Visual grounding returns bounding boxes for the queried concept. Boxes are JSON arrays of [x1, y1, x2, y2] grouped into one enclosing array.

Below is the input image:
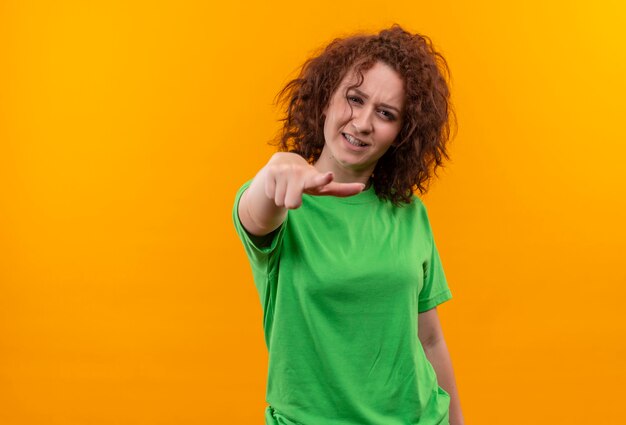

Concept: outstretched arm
[[418, 307, 465, 425]]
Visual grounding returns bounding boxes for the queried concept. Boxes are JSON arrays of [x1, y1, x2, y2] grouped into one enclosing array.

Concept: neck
[[313, 153, 374, 187]]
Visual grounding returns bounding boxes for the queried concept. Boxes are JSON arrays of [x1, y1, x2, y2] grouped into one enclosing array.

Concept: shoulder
[[409, 193, 426, 209], [388, 192, 427, 216], [384, 193, 434, 235]]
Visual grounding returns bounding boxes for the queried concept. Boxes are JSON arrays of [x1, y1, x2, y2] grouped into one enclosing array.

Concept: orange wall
[[1, 1, 624, 424]]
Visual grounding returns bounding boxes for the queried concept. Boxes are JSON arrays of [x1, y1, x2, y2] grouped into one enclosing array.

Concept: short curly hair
[[273, 24, 456, 205]]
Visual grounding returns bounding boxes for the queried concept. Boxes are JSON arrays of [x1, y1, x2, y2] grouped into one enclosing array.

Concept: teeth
[[344, 133, 366, 147]]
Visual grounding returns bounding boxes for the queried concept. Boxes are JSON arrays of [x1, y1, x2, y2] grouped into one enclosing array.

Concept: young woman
[[232, 25, 464, 425]]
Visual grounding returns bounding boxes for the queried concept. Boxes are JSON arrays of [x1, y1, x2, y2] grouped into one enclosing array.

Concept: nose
[[351, 109, 374, 135]]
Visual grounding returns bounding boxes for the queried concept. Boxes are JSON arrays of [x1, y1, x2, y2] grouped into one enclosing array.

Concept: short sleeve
[[232, 180, 287, 275], [418, 214, 453, 313]]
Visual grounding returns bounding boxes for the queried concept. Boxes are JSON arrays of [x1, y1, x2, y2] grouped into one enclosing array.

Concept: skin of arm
[[418, 307, 465, 425], [238, 165, 288, 237]]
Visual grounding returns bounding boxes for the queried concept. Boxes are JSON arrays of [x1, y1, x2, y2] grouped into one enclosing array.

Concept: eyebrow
[[350, 88, 402, 114]]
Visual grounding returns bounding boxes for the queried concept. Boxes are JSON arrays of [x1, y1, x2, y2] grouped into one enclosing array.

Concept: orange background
[[1, 1, 625, 424]]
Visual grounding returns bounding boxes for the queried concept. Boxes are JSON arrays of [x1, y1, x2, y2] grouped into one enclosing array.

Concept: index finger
[[310, 181, 366, 197]]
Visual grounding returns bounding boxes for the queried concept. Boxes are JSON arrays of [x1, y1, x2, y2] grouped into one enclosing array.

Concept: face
[[318, 61, 405, 178]]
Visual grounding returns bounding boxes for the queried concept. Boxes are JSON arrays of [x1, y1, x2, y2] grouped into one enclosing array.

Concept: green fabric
[[233, 180, 453, 425]]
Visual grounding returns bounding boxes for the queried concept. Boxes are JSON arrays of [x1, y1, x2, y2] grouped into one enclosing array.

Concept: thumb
[[305, 171, 334, 190]]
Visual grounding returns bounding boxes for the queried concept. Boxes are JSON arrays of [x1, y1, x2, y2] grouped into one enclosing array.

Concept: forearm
[[239, 165, 288, 237], [423, 338, 465, 425]]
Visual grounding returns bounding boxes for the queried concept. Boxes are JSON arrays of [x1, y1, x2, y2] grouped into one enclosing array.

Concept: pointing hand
[[264, 153, 365, 209]]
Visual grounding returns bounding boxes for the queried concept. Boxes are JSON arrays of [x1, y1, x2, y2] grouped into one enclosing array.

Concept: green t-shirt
[[233, 180, 453, 425]]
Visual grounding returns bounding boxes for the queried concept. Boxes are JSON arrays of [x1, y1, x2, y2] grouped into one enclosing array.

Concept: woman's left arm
[[418, 307, 465, 425]]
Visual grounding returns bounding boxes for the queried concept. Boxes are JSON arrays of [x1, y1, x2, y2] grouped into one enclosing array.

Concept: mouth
[[342, 133, 368, 147]]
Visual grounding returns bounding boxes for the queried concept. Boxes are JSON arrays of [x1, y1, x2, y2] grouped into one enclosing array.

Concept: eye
[[379, 110, 397, 121], [347, 95, 363, 104]]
